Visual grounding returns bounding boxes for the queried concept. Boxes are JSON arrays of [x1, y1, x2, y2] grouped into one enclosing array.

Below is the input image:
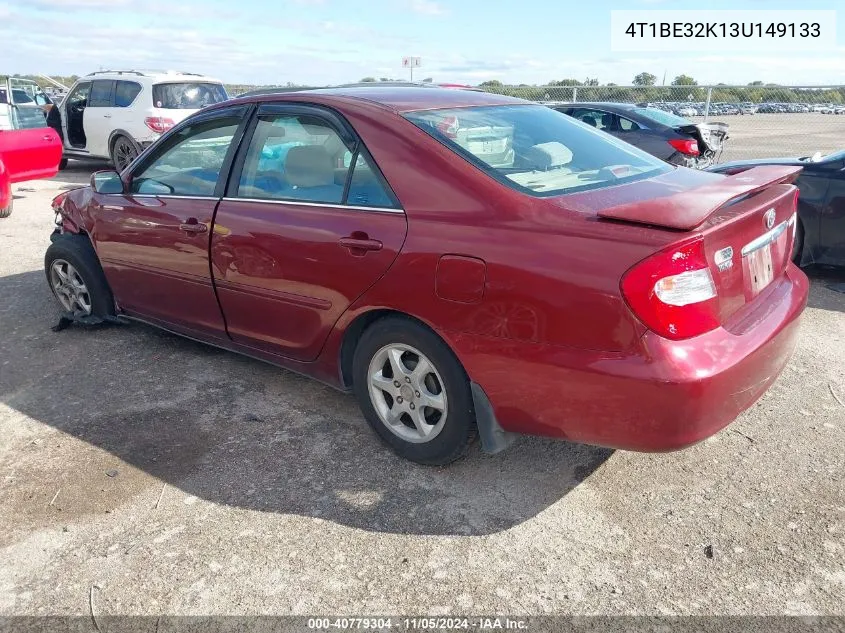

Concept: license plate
[[746, 243, 774, 296]]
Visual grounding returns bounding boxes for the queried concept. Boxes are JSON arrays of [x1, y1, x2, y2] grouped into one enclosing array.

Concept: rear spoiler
[[597, 165, 802, 231]]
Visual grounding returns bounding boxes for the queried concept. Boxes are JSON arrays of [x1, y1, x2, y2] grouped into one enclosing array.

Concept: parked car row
[[644, 100, 845, 116], [44, 85, 812, 465]]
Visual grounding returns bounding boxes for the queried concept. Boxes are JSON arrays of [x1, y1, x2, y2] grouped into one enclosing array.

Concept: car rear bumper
[[444, 264, 809, 451]]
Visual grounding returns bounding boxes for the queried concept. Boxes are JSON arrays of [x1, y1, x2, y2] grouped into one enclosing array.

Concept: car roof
[[82, 70, 221, 83], [227, 86, 528, 114]]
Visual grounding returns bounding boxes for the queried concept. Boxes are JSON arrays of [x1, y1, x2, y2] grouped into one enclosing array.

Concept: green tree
[[422, 77, 433, 83], [633, 72, 657, 86], [583, 77, 599, 86], [360, 77, 376, 82], [748, 80, 764, 86], [671, 74, 697, 86], [549, 79, 582, 86]]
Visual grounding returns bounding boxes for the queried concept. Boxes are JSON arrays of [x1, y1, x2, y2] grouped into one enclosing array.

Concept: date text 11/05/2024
[[307, 618, 529, 630]]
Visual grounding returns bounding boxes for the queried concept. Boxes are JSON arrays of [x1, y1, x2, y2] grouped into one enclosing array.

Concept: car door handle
[[42, 134, 54, 141], [180, 219, 207, 234], [339, 236, 382, 252]]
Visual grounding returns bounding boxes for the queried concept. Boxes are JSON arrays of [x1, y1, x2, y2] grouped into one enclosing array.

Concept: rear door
[[210, 103, 407, 361], [0, 127, 62, 182]]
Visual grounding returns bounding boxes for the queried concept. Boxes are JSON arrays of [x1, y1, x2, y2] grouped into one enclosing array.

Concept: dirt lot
[[0, 168, 844, 619], [690, 113, 845, 162]]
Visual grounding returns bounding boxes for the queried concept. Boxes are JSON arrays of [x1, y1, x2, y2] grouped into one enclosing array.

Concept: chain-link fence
[[480, 84, 845, 162]]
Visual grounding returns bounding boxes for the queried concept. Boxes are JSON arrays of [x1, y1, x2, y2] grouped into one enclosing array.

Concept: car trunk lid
[[601, 165, 801, 326]]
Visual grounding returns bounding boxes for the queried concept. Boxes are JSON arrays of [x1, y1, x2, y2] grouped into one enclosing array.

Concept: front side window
[[131, 115, 241, 197], [66, 82, 91, 108], [237, 114, 351, 204], [405, 105, 669, 197], [89, 80, 114, 107], [152, 83, 228, 109]]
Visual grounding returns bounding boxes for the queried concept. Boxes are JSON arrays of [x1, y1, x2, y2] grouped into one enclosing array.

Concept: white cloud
[[408, 0, 447, 16]]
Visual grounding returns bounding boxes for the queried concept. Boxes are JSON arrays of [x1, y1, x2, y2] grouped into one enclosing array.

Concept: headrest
[[525, 142, 573, 170], [284, 145, 334, 188]]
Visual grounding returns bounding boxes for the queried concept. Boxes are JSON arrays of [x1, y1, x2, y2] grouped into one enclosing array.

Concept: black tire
[[352, 316, 476, 465], [111, 135, 139, 173], [44, 233, 115, 318], [0, 197, 12, 219], [792, 216, 804, 264], [59, 158, 68, 170]]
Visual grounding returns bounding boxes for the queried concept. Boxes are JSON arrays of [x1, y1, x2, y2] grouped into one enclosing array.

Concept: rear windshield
[[152, 82, 228, 109], [630, 107, 691, 127], [405, 105, 670, 197]]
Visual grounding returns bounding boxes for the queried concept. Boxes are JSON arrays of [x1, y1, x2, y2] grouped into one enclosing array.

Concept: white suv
[[49, 70, 228, 171]]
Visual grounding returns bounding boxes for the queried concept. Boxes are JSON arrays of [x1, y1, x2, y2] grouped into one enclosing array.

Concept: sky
[[1, 0, 843, 87]]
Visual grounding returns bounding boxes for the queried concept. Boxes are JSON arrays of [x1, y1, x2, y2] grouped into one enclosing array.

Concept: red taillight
[[51, 192, 68, 212], [436, 115, 459, 139], [144, 117, 175, 134], [621, 238, 720, 340], [668, 138, 700, 156]]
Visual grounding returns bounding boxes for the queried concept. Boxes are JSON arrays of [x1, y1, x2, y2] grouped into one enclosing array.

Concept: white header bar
[[611, 10, 836, 52]]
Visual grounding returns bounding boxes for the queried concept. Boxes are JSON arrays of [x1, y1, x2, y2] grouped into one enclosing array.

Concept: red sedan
[[47, 88, 808, 464], [0, 127, 62, 217]]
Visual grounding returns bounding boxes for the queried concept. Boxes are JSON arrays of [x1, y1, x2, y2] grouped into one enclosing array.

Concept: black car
[[708, 150, 845, 266], [552, 102, 729, 169]]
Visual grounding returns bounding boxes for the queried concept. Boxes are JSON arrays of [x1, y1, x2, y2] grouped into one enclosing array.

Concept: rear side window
[[405, 105, 669, 197], [237, 114, 350, 204], [89, 80, 114, 107], [630, 107, 690, 127], [152, 83, 228, 109], [115, 81, 142, 107]]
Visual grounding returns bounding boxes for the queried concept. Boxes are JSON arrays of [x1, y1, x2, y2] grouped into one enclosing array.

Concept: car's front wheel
[[45, 234, 115, 318], [352, 317, 476, 465]]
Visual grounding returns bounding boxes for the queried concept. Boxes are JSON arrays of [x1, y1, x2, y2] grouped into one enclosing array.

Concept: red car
[[47, 88, 808, 464], [0, 127, 62, 217]]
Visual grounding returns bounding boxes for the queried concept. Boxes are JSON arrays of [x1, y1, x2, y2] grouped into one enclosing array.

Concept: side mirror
[[91, 170, 125, 194]]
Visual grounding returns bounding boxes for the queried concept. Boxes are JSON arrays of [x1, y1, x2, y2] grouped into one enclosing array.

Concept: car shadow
[[0, 270, 611, 537], [804, 265, 845, 313]]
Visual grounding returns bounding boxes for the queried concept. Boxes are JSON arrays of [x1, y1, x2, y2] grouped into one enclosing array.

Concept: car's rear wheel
[[111, 136, 138, 172], [45, 234, 115, 318], [352, 317, 476, 465], [0, 197, 12, 219]]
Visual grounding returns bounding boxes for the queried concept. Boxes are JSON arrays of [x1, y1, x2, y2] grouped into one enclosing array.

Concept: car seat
[[284, 145, 343, 203]]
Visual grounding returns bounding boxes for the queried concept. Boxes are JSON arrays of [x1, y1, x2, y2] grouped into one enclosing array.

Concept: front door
[[210, 104, 407, 361], [85, 79, 116, 158], [0, 127, 62, 182], [89, 106, 249, 339]]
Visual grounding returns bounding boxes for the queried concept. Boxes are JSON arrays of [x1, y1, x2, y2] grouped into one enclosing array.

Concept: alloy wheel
[[50, 259, 92, 316], [367, 343, 449, 443]]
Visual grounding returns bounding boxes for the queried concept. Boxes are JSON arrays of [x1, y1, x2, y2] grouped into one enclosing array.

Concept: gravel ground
[[0, 168, 843, 619]]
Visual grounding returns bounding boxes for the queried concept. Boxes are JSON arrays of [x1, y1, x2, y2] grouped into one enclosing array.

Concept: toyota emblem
[[764, 208, 776, 230]]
